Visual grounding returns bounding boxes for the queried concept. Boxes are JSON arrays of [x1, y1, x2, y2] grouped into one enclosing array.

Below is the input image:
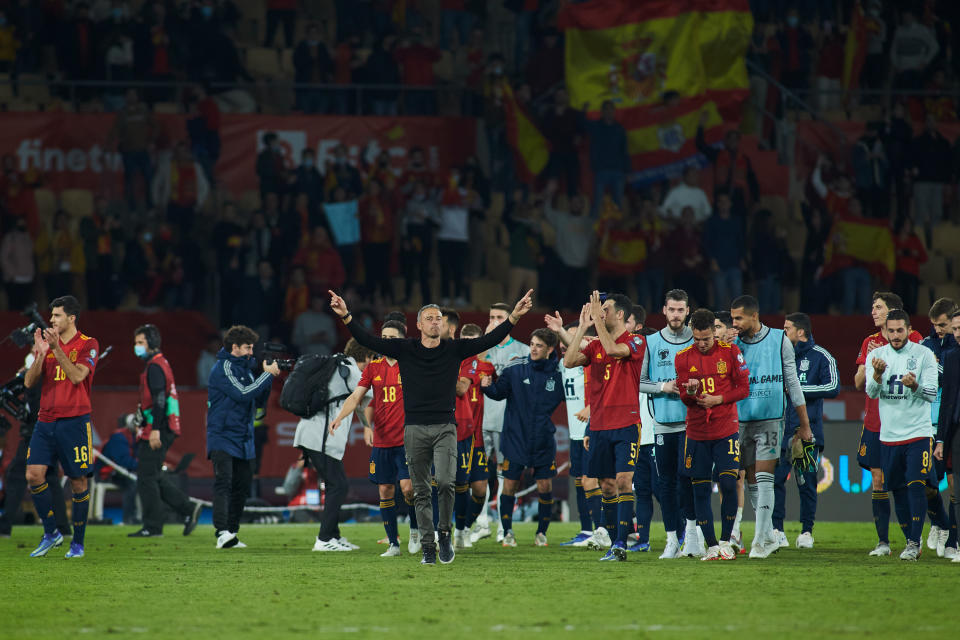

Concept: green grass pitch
[[1, 521, 958, 639]]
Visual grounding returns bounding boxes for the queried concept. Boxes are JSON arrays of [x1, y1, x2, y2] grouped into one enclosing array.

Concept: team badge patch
[[370, 461, 376, 474], [859, 444, 867, 457], [737, 353, 744, 364], [69, 350, 78, 362], [717, 360, 727, 374], [633, 336, 643, 345], [685, 455, 692, 469], [545, 379, 555, 392], [89, 349, 97, 359], [658, 349, 669, 362], [657, 435, 664, 446], [689, 365, 698, 372], [907, 357, 917, 370], [799, 358, 809, 372]]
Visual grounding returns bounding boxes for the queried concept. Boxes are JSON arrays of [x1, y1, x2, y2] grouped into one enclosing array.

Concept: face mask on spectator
[[307, 39, 319, 46], [134, 344, 149, 359], [303, 158, 314, 168], [113, 7, 124, 20], [786, 16, 798, 27], [143, 232, 153, 243], [202, 6, 214, 18]]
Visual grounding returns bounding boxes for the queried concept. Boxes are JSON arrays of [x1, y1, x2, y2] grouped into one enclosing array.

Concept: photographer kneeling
[[207, 325, 280, 549], [0, 354, 69, 537], [128, 324, 202, 538]]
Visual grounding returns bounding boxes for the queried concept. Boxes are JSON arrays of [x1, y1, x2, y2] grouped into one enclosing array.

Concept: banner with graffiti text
[[0, 113, 477, 197]]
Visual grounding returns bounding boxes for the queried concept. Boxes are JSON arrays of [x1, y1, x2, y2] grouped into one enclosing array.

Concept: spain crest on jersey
[[69, 350, 78, 362], [716, 360, 727, 375], [545, 379, 555, 392]]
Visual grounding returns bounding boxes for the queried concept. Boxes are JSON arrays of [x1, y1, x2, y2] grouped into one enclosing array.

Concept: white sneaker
[[233, 540, 247, 549], [868, 542, 891, 556], [952, 549, 960, 562], [926, 525, 940, 551], [408, 529, 422, 554], [215, 530, 237, 549], [496, 522, 505, 543], [312, 537, 351, 552], [454, 530, 473, 549], [659, 539, 681, 559], [502, 531, 517, 547], [702, 542, 736, 561], [748, 539, 779, 559], [470, 521, 491, 543], [899, 540, 922, 561], [936, 528, 949, 557], [944, 545, 958, 560], [681, 528, 705, 558], [775, 529, 789, 548], [535, 533, 548, 547], [338, 537, 359, 550], [380, 544, 401, 557], [795, 532, 814, 549], [587, 527, 611, 550]]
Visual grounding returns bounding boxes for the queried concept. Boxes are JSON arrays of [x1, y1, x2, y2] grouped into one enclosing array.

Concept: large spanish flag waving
[[821, 214, 896, 284], [559, 0, 752, 183], [502, 81, 551, 184]]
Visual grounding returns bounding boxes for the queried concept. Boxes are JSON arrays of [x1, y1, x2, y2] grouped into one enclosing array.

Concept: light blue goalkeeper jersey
[[865, 341, 938, 443]]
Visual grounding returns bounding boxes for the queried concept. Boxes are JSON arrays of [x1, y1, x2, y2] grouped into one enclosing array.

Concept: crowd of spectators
[[1, 1, 960, 361]]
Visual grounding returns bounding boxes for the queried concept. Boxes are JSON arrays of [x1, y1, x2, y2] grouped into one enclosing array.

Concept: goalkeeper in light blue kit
[[865, 309, 940, 561]]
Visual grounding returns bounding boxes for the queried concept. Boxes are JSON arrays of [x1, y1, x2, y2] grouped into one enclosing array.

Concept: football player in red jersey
[[331, 320, 413, 556], [675, 309, 750, 561], [564, 291, 645, 561], [24, 295, 99, 558], [854, 292, 923, 556], [453, 324, 494, 548]]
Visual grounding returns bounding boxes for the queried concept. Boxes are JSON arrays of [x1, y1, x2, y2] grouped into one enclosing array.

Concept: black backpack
[[279, 353, 352, 418]]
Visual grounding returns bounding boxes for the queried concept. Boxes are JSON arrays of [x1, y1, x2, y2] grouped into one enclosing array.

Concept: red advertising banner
[[0, 113, 477, 196]]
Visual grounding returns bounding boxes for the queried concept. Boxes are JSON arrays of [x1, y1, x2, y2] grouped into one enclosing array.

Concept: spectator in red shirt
[[293, 226, 346, 292], [893, 217, 929, 314], [668, 207, 708, 308], [773, 9, 814, 92], [394, 28, 441, 115], [264, 0, 297, 48], [185, 84, 221, 184]]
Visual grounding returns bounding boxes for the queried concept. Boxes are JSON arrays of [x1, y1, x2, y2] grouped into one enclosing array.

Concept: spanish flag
[[502, 81, 550, 184], [559, 0, 752, 183], [821, 214, 896, 283], [842, 3, 867, 91]]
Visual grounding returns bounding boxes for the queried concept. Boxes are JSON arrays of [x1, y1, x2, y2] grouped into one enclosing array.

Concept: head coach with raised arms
[[329, 289, 534, 566]]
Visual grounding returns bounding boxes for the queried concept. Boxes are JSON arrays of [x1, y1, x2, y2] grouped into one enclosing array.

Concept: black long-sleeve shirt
[[346, 318, 515, 425]]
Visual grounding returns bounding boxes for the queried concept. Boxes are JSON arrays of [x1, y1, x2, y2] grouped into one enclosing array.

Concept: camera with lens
[[8, 303, 49, 349], [263, 342, 296, 372], [0, 374, 29, 437]]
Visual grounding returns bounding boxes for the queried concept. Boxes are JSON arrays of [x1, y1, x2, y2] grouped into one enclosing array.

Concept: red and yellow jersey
[[856, 330, 922, 432], [455, 358, 486, 442], [675, 341, 749, 440], [38, 331, 99, 422], [467, 360, 496, 447], [359, 358, 405, 448], [583, 331, 645, 430]]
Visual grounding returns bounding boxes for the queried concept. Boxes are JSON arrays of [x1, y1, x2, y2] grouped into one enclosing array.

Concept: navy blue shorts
[[570, 438, 588, 478], [587, 424, 641, 479], [369, 445, 410, 485], [881, 438, 935, 491], [682, 434, 740, 480], [857, 426, 882, 471], [456, 438, 488, 484], [633, 444, 659, 493], [501, 455, 557, 481], [27, 414, 94, 479], [654, 431, 685, 481]]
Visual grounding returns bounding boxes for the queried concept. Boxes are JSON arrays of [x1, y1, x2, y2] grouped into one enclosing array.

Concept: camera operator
[[128, 324, 202, 538], [0, 354, 69, 538], [207, 325, 281, 549]]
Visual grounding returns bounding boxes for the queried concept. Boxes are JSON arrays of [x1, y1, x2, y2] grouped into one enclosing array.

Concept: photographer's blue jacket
[[206, 349, 274, 459], [784, 338, 839, 449], [482, 356, 565, 468]]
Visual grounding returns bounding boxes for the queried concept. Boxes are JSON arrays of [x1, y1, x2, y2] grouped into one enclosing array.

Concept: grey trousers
[[405, 422, 457, 542]]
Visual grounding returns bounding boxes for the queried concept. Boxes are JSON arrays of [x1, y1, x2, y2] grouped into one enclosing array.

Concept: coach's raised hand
[[509, 289, 535, 323], [329, 290, 350, 320]]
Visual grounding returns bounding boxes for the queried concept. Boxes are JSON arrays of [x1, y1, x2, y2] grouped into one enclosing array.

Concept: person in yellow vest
[[127, 324, 202, 538]]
